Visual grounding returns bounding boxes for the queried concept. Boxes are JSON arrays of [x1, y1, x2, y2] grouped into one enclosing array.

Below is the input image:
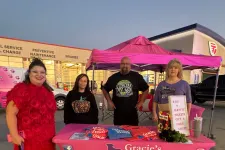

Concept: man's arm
[[102, 88, 112, 102], [136, 73, 149, 108], [102, 76, 116, 109]]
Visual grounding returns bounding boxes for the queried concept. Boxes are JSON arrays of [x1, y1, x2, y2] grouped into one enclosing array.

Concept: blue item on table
[[107, 127, 132, 140]]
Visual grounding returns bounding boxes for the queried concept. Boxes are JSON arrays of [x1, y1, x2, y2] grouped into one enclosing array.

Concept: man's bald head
[[120, 57, 131, 63], [120, 56, 131, 75]]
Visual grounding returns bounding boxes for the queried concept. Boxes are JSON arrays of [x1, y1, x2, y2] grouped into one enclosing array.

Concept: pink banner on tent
[[53, 124, 215, 150]]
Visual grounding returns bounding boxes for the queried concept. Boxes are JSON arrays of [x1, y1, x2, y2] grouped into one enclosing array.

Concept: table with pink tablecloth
[[53, 124, 215, 150]]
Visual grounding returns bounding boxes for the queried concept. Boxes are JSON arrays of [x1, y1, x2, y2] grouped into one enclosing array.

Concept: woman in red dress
[[6, 58, 57, 150]]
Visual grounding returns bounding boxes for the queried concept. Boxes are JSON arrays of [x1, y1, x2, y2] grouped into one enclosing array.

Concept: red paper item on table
[[120, 125, 158, 141], [158, 111, 171, 133], [85, 127, 108, 139]]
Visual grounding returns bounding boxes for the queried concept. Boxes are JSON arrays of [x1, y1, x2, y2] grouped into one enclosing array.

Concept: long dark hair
[[23, 58, 53, 91], [72, 73, 90, 92]]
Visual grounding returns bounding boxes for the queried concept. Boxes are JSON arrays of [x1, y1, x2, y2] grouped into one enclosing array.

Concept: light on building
[[45, 60, 53, 65], [65, 63, 74, 67]]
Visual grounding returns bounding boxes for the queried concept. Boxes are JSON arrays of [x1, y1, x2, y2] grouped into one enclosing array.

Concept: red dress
[[6, 83, 57, 150]]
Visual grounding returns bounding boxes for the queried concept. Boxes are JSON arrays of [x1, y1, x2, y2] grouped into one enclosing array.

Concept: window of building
[[158, 72, 166, 83], [61, 62, 82, 90], [140, 70, 155, 84], [0, 56, 8, 66], [87, 70, 104, 92], [0, 56, 23, 68], [43, 60, 55, 87]]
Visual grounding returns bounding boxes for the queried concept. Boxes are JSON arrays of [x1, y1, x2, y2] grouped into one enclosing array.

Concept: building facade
[[148, 23, 225, 84], [1, 23, 224, 92], [0, 37, 110, 91]]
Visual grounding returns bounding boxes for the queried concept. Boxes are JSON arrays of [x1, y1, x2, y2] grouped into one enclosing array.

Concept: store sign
[[208, 41, 217, 56], [30, 48, 56, 58], [0, 44, 23, 55], [124, 144, 161, 150], [65, 55, 79, 59], [0, 43, 81, 62], [168, 95, 190, 136], [106, 144, 162, 150]]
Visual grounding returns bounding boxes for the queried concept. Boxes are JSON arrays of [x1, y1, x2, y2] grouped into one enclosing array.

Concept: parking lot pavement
[[0, 99, 225, 150]]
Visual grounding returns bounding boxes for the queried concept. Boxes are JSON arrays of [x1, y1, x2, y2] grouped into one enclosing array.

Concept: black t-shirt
[[64, 90, 99, 124], [103, 71, 149, 113]]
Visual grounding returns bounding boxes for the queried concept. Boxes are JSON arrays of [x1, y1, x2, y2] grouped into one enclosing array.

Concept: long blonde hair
[[165, 58, 183, 79]]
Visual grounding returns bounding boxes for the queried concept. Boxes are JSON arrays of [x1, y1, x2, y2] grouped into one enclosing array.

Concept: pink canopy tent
[[105, 35, 175, 54], [86, 36, 204, 71], [86, 49, 222, 71], [86, 36, 222, 139], [86, 49, 221, 140]]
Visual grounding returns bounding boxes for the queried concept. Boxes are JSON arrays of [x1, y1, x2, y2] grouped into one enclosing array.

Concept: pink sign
[[0, 66, 26, 108], [208, 41, 217, 56]]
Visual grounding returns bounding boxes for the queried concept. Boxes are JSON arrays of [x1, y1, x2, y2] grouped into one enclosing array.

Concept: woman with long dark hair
[[6, 58, 56, 150], [64, 74, 99, 124]]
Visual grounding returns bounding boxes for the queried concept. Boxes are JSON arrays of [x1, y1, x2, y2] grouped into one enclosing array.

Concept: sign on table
[[168, 95, 190, 136]]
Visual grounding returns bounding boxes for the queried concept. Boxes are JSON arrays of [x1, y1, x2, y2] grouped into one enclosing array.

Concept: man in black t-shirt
[[102, 57, 149, 126]]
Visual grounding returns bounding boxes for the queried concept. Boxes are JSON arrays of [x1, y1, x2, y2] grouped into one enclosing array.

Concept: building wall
[[151, 30, 195, 54], [192, 30, 225, 74], [151, 29, 225, 84], [0, 37, 109, 91], [0, 37, 91, 63], [151, 30, 195, 83]]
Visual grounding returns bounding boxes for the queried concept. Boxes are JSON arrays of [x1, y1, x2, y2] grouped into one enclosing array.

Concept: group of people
[[5, 57, 192, 150]]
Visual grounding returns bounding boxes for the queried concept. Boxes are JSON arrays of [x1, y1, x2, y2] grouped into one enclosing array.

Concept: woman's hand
[[11, 134, 24, 145], [152, 112, 158, 122]]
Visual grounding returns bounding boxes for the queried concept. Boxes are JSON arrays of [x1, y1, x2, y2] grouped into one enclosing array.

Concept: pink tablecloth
[[190, 104, 205, 121], [53, 124, 215, 150]]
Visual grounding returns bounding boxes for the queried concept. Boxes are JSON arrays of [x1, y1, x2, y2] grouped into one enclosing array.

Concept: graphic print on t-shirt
[[115, 80, 133, 97], [71, 96, 90, 113], [71, 96, 87, 108], [160, 86, 175, 99]]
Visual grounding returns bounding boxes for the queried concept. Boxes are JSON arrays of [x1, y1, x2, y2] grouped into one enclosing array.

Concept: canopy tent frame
[[89, 61, 220, 139], [207, 68, 219, 139], [86, 36, 221, 139]]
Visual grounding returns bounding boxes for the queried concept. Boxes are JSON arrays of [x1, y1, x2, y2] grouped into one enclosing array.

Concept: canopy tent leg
[[207, 68, 220, 139], [92, 63, 95, 92], [154, 72, 157, 91]]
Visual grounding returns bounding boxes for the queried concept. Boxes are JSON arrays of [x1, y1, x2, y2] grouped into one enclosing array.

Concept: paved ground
[[196, 101, 225, 150], [0, 95, 225, 150]]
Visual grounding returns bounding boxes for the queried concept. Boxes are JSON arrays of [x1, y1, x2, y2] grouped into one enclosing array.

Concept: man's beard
[[121, 68, 129, 75]]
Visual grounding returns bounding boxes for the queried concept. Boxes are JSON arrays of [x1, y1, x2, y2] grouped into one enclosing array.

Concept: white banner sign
[[168, 95, 190, 136]]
